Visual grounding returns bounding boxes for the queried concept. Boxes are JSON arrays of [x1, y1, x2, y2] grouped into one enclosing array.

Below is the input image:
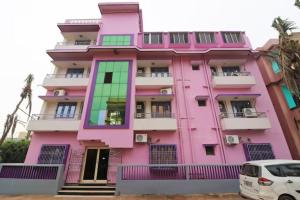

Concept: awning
[[215, 93, 261, 100]]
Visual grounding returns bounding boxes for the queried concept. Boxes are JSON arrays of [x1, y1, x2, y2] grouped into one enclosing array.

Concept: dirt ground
[[0, 194, 243, 200]]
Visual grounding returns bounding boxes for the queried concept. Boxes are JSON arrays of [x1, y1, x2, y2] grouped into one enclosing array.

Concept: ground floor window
[[150, 144, 177, 164], [243, 143, 275, 161], [37, 144, 70, 164]]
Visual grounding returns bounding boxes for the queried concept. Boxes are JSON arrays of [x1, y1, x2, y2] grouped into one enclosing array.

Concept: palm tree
[[295, 0, 300, 9], [0, 74, 34, 145], [271, 17, 300, 96]]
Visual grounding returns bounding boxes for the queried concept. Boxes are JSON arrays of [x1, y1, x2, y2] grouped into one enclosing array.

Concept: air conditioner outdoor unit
[[136, 113, 143, 118], [160, 88, 172, 95], [53, 89, 66, 96], [135, 134, 148, 143], [243, 108, 257, 118], [225, 135, 240, 145]]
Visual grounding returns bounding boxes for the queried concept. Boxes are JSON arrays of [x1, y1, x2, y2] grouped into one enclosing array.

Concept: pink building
[[20, 2, 291, 195]]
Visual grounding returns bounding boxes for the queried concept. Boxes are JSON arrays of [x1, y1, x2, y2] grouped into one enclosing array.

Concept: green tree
[[269, 2, 300, 97], [0, 74, 34, 145], [0, 139, 30, 163]]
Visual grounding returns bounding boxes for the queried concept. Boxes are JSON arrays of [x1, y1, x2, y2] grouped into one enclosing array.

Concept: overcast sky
[[0, 0, 299, 136]]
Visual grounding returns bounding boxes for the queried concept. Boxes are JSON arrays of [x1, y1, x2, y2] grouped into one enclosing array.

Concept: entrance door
[[81, 148, 110, 183]]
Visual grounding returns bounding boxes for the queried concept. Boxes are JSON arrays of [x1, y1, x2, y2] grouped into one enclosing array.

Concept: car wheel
[[278, 195, 295, 200]]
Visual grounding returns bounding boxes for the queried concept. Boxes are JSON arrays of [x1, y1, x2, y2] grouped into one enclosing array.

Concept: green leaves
[[272, 17, 297, 36], [295, 0, 300, 9], [0, 139, 30, 163]]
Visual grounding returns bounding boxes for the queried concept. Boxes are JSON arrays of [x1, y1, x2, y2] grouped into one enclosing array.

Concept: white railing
[[64, 19, 101, 24], [55, 40, 96, 49]]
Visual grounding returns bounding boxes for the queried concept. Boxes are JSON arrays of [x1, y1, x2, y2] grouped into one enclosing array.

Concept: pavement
[[0, 194, 243, 200]]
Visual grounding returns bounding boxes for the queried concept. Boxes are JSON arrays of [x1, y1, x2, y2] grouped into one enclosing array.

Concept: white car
[[239, 160, 300, 200]]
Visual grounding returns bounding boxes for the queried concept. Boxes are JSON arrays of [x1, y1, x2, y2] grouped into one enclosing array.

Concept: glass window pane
[[92, 97, 101, 110], [106, 62, 114, 72], [110, 84, 119, 97], [112, 72, 120, 83], [119, 72, 128, 83], [96, 73, 105, 83], [94, 84, 103, 96], [100, 97, 108, 110], [102, 84, 111, 96], [144, 34, 149, 44], [119, 84, 127, 97]]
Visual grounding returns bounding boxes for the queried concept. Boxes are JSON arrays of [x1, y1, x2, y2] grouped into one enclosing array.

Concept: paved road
[[0, 194, 243, 200]]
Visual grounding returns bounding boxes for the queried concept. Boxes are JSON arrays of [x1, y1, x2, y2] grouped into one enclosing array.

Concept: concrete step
[[58, 189, 115, 196], [62, 185, 116, 190]]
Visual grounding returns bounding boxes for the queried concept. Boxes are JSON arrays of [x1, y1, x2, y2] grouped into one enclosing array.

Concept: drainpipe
[[202, 56, 227, 164], [172, 56, 185, 164], [179, 56, 194, 163]]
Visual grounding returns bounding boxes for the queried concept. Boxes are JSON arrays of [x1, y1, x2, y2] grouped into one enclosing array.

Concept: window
[[150, 145, 177, 164], [102, 35, 131, 46], [243, 143, 275, 161], [55, 102, 77, 118], [266, 165, 285, 177], [144, 33, 163, 44], [170, 32, 188, 44], [271, 60, 281, 74], [37, 145, 70, 164], [66, 68, 84, 78], [231, 101, 251, 117], [222, 66, 240, 76], [75, 40, 91, 45], [192, 65, 200, 70], [222, 32, 242, 43], [205, 145, 215, 155], [151, 102, 171, 118], [281, 164, 300, 177], [195, 32, 215, 44], [197, 100, 206, 107], [281, 84, 297, 109], [241, 164, 260, 177], [151, 67, 169, 77], [104, 72, 113, 84], [89, 61, 129, 126]]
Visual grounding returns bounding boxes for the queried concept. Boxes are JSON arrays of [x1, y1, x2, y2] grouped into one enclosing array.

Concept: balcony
[[212, 72, 256, 88], [58, 19, 100, 32], [133, 113, 177, 131], [55, 40, 96, 50], [42, 74, 89, 89], [136, 73, 173, 89], [27, 114, 81, 132], [219, 112, 271, 131]]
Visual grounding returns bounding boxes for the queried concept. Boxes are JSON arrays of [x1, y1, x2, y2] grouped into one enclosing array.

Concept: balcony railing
[[219, 112, 267, 119], [64, 19, 101, 24], [55, 40, 96, 47], [31, 114, 82, 120], [135, 112, 175, 119], [212, 72, 251, 76], [45, 74, 89, 78], [136, 72, 172, 77], [120, 164, 241, 180]]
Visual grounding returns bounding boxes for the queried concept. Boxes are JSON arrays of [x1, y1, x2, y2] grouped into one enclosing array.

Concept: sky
[[0, 0, 299, 137]]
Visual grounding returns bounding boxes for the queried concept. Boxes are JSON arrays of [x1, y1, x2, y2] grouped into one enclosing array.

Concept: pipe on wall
[[202, 55, 227, 164]]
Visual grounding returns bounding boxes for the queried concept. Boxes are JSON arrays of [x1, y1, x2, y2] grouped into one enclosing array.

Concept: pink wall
[[24, 2, 292, 185]]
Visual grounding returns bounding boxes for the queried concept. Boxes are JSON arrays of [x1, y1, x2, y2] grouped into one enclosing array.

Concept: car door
[[240, 164, 260, 199], [281, 164, 300, 198]]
